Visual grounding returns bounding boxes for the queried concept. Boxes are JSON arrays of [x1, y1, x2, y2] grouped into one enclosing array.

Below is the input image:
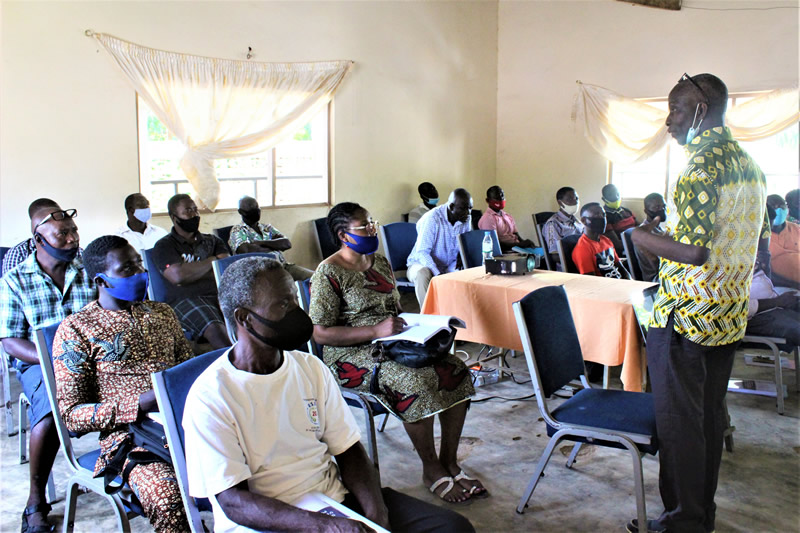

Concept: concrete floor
[[2, 325, 799, 532]]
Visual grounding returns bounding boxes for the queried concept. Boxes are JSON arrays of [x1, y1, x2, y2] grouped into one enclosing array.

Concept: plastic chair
[[532, 212, 555, 271], [152, 349, 225, 533], [313, 218, 339, 260], [457, 229, 502, 270], [621, 228, 644, 281], [35, 323, 144, 532], [297, 279, 387, 473], [512, 286, 658, 527], [556, 234, 581, 274], [379, 222, 418, 292], [212, 226, 234, 254]]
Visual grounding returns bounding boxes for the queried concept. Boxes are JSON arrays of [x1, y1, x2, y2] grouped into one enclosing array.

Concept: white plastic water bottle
[[482, 231, 494, 264]]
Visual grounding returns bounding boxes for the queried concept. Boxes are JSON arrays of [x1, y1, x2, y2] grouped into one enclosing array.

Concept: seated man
[[0, 205, 96, 533], [746, 251, 800, 346], [767, 194, 800, 286], [228, 195, 313, 280], [786, 188, 800, 224], [152, 193, 231, 349], [408, 181, 439, 224], [601, 183, 636, 255], [406, 188, 472, 306], [572, 203, 629, 279], [634, 192, 667, 282], [54, 235, 191, 532], [184, 256, 474, 533], [542, 187, 583, 267], [115, 193, 169, 251], [478, 185, 535, 252], [2, 198, 62, 274]]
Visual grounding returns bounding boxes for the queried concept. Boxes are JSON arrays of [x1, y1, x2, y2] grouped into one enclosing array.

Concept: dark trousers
[[343, 487, 475, 533], [646, 312, 738, 533]]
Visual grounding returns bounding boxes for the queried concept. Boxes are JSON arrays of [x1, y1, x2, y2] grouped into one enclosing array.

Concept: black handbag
[[369, 327, 457, 394], [99, 418, 171, 496]]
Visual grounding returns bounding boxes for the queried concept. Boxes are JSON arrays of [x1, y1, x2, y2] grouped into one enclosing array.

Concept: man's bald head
[[239, 196, 259, 211]]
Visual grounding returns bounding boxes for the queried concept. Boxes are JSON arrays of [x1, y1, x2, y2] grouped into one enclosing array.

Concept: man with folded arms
[[183, 256, 474, 533], [0, 206, 95, 533], [115, 193, 169, 251]]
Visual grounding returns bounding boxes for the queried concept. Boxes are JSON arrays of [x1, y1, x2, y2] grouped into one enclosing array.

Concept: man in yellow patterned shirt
[[630, 74, 769, 533]]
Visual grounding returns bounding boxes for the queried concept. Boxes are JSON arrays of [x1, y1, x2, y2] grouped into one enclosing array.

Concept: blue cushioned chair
[[212, 226, 234, 254], [621, 228, 644, 281], [152, 349, 225, 533], [512, 285, 658, 527], [297, 279, 387, 473], [313, 218, 339, 260], [141, 248, 178, 304], [379, 222, 417, 292], [457, 229, 502, 269], [35, 323, 144, 532]]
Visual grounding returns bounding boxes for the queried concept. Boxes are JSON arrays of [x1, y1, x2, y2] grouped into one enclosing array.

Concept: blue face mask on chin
[[36, 233, 79, 263], [685, 103, 704, 145], [343, 233, 379, 255], [97, 272, 149, 302]]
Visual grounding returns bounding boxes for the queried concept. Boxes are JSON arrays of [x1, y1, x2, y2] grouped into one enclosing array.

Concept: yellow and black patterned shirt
[[651, 127, 769, 346]]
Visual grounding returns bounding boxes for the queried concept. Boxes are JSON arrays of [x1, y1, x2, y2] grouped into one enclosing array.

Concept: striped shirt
[[406, 204, 470, 276]]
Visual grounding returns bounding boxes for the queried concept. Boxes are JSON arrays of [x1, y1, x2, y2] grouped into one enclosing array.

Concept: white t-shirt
[[408, 203, 432, 224], [115, 222, 169, 251], [183, 348, 361, 533]]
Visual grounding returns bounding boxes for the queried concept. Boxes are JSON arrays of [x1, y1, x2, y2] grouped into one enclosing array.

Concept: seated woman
[[309, 202, 487, 505]]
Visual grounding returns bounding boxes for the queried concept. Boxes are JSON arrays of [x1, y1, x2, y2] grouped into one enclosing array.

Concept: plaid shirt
[[228, 222, 286, 263], [2, 238, 35, 275], [0, 250, 96, 348], [406, 204, 470, 275]]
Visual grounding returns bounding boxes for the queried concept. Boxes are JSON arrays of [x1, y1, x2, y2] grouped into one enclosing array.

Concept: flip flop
[[429, 476, 471, 505], [21, 503, 55, 533], [453, 469, 489, 499]]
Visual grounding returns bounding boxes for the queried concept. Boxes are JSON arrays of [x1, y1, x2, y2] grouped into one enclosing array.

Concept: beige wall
[[496, 0, 799, 240], [0, 1, 499, 268]]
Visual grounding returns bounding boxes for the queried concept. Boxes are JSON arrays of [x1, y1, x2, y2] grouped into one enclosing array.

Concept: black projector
[[484, 254, 539, 275]]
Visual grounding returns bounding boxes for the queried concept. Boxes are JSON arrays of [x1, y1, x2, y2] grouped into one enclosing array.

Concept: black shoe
[[626, 518, 666, 533], [21, 503, 54, 533]]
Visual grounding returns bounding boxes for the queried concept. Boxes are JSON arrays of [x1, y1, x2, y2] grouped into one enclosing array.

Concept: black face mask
[[35, 233, 79, 263], [175, 215, 200, 233], [239, 209, 261, 225], [585, 217, 607, 234], [646, 209, 667, 222], [245, 306, 314, 351]]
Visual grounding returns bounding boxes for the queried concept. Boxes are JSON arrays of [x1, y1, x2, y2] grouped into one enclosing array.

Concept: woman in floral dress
[[309, 202, 487, 504]]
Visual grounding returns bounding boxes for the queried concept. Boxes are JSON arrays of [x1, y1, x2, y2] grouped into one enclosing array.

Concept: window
[[610, 95, 800, 199], [137, 97, 330, 213]]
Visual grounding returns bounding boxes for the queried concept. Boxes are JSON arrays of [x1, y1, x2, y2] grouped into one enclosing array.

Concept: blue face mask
[[773, 207, 789, 226], [35, 233, 79, 263], [97, 272, 149, 302], [685, 103, 704, 145], [343, 233, 379, 255], [426, 197, 439, 206]]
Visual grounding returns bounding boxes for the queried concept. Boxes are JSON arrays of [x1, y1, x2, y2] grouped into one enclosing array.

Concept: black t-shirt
[[151, 228, 227, 303]]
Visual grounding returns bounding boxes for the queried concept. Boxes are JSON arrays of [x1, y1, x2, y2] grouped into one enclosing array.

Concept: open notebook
[[293, 492, 389, 533], [372, 313, 466, 344]]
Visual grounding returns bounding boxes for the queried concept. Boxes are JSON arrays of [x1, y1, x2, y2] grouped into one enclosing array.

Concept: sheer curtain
[[90, 32, 353, 210], [572, 81, 799, 164]]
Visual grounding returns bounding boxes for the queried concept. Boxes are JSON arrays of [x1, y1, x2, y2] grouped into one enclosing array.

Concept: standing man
[[631, 73, 769, 533], [0, 206, 96, 533], [228, 196, 313, 280], [478, 185, 535, 252], [406, 188, 472, 306], [542, 187, 583, 267], [408, 182, 440, 224], [115, 193, 169, 251], [152, 194, 231, 350], [634, 193, 667, 282]]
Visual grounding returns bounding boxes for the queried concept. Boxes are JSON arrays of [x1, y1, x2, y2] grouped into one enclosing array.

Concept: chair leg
[[46, 472, 56, 504], [723, 399, 735, 453], [19, 395, 28, 464], [63, 480, 81, 533], [378, 413, 390, 433], [566, 442, 582, 468], [104, 493, 132, 533], [602, 365, 610, 389], [3, 358, 15, 437], [771, 343, 785, 415], [794, 347, 799, 393], [627, 446, 647, 532], [516, 436, 562, 514]]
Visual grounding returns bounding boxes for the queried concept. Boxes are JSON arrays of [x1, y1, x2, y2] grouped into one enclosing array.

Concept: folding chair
[[35, 323, 144, 532], [730, 336, 800, 415], [457, 229, 502, 270], [212, 226, 234, 254], [556, 234, 581, 274], [313, 218, 339, 260], [532, 212, 555, 271], [296, 279, 386, 474], [379, 222, 418, 292], [152, 349, 225, 533], [513, 286, 658, 528], [621, 228, 644, 281]]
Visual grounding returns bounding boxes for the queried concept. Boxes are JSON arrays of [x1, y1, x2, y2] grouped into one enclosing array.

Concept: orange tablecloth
[[421, 267, 657, 392]]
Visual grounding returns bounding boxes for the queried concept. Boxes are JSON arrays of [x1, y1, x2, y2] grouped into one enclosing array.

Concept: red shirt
[[572, 234, 625, 278]]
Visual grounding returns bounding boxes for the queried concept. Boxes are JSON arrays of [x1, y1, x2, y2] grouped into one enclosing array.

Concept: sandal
[[453, 469, 489, 499], [21, 503, 55, 533], [429, 476, 471, 505]]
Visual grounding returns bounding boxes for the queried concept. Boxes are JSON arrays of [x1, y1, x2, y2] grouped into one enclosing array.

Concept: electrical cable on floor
[[471, 393, 536, 403]]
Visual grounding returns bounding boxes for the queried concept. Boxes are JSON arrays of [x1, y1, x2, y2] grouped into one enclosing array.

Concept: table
[[420, 268, 657, 392]]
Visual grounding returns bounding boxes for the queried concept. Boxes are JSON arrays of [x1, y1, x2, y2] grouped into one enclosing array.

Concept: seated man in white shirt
[[183, 256, 474, 533], [115, 193, 169, 250], [746, 251, 800, 346]]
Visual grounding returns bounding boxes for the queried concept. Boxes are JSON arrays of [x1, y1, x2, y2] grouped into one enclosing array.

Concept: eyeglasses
[[680, 73, 709, 103], [34, 209, 77, 229], [348, 219, 380, 232]]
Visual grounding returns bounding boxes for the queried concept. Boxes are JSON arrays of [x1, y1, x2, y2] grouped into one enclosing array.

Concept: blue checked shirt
[[406, 204, 470, 276], [0, 250, 96, 347]]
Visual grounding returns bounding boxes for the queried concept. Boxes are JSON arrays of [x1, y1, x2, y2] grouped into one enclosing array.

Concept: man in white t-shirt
[[183, 256, 474, 533], [115, 193, 169, 251]]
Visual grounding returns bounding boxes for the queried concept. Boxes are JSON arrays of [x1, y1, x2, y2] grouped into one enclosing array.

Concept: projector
[[484, 254, 539, 275]]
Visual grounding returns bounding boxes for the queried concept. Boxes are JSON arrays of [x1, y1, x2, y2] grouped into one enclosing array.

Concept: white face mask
[[560, 201, 580, 216], [133, 207, 151, 223]]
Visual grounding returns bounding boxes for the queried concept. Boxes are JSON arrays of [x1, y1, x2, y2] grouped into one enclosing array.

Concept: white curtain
[[91, 32, 353, 210], [572, 81, 800, 164]]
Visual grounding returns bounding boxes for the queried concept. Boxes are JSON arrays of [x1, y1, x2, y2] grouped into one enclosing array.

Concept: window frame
[[135, 99, 334, 215]]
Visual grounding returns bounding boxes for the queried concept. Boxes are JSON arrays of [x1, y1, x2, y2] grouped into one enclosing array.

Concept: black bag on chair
[[99, 418, 171, 497]]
